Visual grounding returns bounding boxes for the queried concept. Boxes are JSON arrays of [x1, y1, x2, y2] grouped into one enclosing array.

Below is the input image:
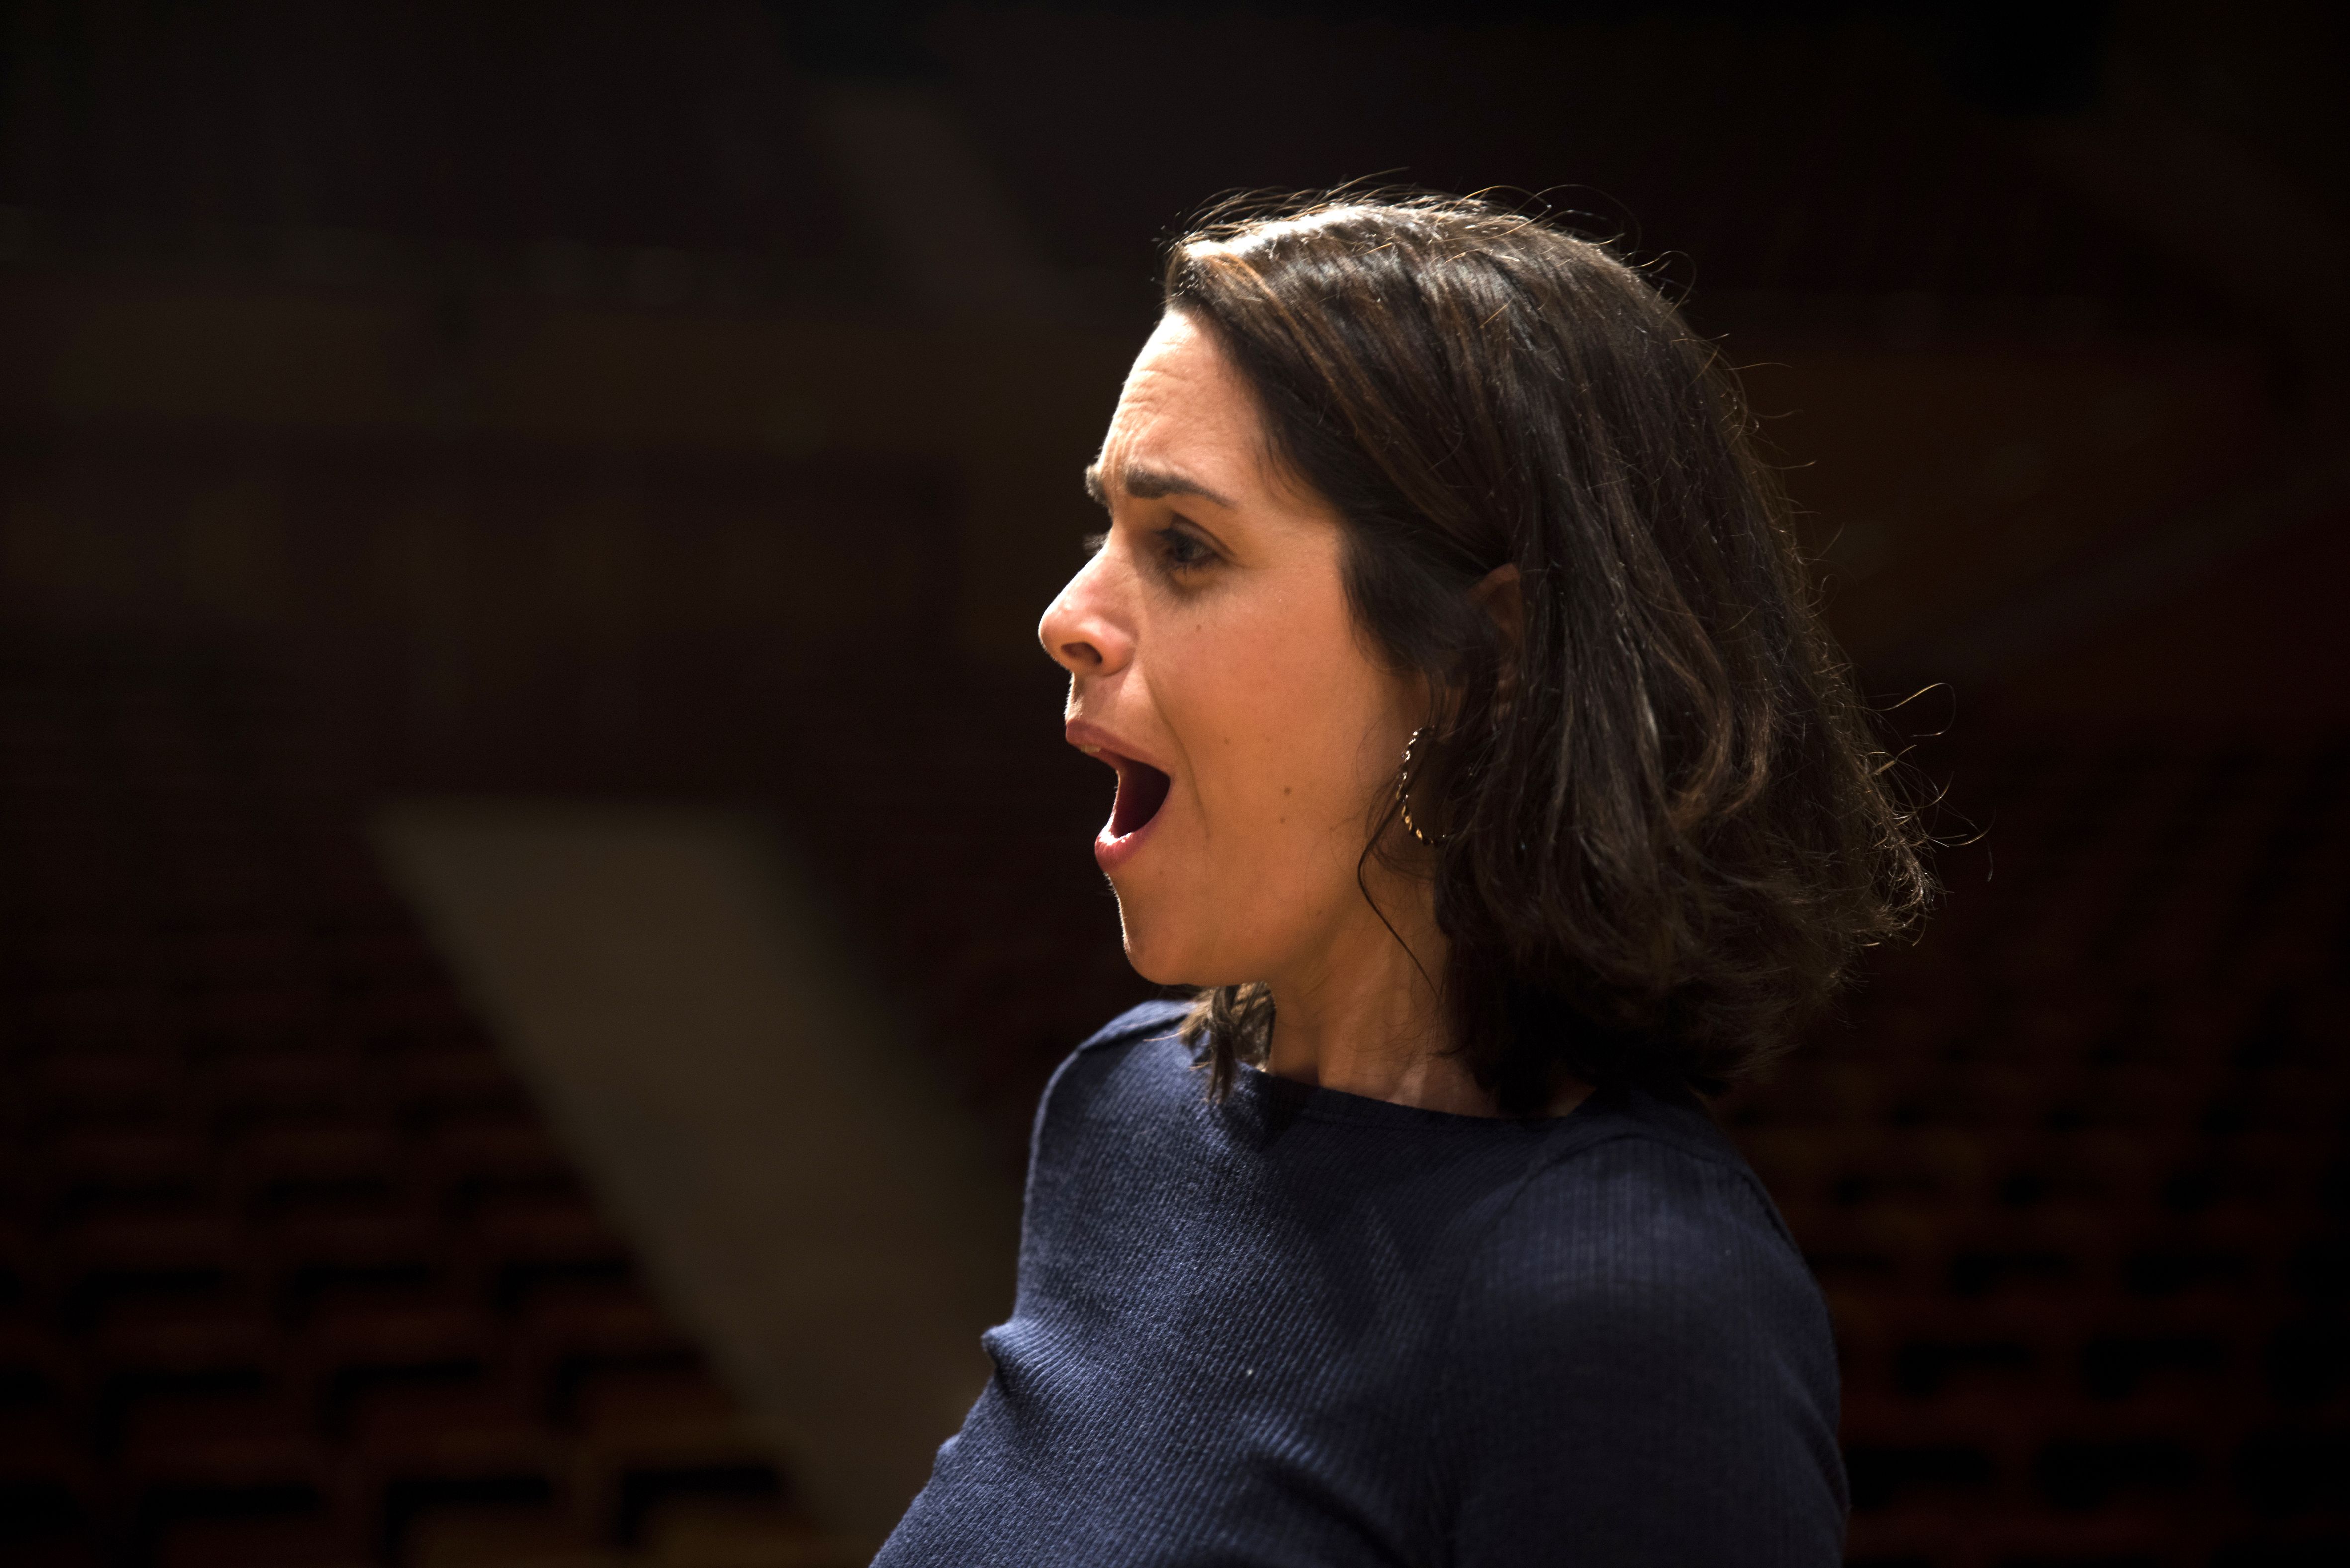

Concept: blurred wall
[[374, 803, 1017, 1549]]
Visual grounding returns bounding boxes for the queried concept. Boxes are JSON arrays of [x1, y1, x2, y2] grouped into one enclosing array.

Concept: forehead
[[1095, 314, 1264, 492]]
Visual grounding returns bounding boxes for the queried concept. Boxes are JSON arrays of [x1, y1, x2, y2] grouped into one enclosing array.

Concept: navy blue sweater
[[873, 1000, 1846, 1566]]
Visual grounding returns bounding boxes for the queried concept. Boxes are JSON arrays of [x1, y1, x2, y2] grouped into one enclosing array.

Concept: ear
[[1468, 564, 1523, 701]]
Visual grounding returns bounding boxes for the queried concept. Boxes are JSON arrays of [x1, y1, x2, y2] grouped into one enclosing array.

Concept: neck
[[1261, 872, 1498, 1116]]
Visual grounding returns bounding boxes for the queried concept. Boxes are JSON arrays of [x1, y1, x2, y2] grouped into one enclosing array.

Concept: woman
[[875, 194, 1925, 1566]]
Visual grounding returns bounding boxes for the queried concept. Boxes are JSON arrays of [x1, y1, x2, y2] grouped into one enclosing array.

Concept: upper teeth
[[1079, 745, 1101, 754]]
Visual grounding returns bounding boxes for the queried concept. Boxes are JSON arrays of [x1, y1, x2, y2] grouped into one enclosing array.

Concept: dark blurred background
[[1, 1, 2346, 1565]]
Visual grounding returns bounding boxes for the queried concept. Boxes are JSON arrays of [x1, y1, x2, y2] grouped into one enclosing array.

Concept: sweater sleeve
[[1433, 1133, 1847, 1568]]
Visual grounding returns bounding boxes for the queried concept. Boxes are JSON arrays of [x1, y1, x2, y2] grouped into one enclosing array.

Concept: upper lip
[[1064, 718, 1171, 776]]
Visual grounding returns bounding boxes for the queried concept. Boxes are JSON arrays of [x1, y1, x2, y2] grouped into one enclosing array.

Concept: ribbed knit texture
[[872, 999, 1847, 1566]]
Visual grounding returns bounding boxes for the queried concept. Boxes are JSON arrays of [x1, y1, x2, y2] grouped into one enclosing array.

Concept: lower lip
[[1093, 808, 1160, 872]]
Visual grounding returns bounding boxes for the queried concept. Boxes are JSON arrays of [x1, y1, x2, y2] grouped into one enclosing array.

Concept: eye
[[1155, 524, 1219, 573]]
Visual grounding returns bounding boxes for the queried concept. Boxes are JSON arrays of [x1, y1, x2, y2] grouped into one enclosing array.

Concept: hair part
[[1166, 191, 1930, 1111]]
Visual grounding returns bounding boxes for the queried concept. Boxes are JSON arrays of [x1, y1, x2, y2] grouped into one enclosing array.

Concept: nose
[[1038, 554, 1133, 678]]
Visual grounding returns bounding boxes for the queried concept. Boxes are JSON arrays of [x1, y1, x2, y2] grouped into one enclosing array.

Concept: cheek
[[1164, 599, 1399, 857]]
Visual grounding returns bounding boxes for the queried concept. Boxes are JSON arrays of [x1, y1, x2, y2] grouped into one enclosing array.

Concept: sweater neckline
[[1230, 1060, 1617, 1132]]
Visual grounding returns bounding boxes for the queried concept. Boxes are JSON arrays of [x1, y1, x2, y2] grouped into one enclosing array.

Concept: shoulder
[[1057, 996, 1193, 1099], [1434, 1094, 1848, 1560], [1466, 1092, 1815, 1340], [1022, 997, 1194, 1162], [1072, 996, 1193, 1058]]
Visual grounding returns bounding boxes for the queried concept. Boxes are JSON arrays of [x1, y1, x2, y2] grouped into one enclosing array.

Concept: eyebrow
[[1082, 461, 1238, 512]]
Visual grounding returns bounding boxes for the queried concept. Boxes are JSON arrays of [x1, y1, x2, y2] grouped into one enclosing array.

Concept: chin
[[1112, 894, 1211, 989], [1115, 921, 1186, 988]]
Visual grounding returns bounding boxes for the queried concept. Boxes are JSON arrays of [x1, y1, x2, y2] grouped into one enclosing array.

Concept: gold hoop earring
[[1396, 726, 1449, 847]]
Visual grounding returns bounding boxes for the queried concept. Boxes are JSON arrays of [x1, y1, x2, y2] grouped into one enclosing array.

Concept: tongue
[[1110, 760, 1172, 838]]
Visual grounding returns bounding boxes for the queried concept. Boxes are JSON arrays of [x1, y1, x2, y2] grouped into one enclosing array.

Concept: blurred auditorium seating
[[1, 603, 2340, 1568], [1720, 746, 2350, 1567], [0, 7, 2339, 1566], [0, 645, 836, 1567]]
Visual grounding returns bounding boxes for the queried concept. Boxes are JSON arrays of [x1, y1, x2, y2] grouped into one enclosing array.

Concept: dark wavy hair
[[1168, 192, 1930, 1111]]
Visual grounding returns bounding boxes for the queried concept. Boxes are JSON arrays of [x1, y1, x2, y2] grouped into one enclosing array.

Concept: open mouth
[[1105, 754, 1172, 840]]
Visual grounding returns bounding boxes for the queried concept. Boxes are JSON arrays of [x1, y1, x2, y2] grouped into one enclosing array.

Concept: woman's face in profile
[[1040, 312, 1422, 988]]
